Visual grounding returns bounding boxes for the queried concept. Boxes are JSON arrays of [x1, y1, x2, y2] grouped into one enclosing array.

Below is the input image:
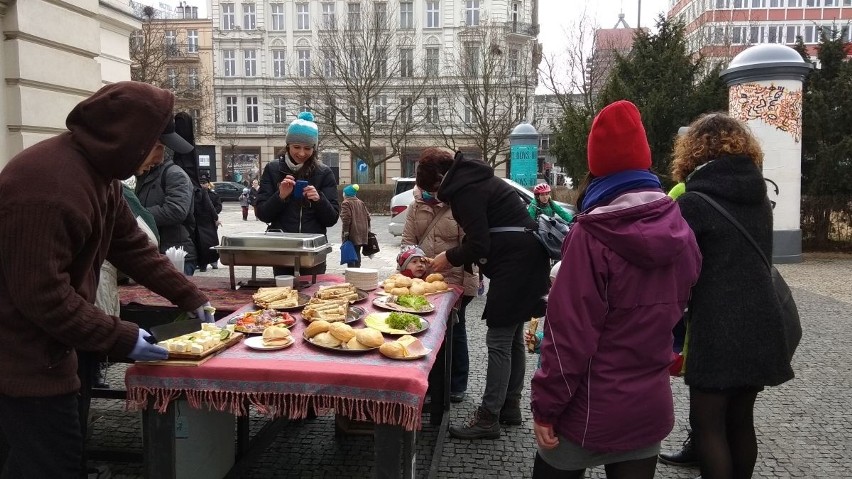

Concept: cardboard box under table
[[125, 279, 459, 479]]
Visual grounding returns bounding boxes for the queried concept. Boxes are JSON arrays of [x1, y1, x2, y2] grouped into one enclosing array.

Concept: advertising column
[[508, 123, 540, 187], [721, 44, 812, 263]]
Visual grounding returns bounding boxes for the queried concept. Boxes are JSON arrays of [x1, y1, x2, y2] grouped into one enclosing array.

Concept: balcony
[[504, 21, 539, 38]]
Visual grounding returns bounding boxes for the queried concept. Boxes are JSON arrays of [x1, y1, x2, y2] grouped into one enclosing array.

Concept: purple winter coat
[[531, 190, 701, 453]]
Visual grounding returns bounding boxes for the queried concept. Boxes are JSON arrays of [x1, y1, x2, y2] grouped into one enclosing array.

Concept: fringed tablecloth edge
[[126, 387, 422, 431]]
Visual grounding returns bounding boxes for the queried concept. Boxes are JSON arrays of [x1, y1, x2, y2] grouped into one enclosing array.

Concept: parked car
[[388, 177, 575, 236], [212, 181, 246, 201]]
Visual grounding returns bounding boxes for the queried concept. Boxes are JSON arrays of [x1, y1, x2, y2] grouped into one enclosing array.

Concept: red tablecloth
[[125, 279, 460, 432], [119, 274, 338, 313]]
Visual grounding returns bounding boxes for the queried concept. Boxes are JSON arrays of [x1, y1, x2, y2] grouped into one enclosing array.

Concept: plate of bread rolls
[[302, 320, 385, 353]]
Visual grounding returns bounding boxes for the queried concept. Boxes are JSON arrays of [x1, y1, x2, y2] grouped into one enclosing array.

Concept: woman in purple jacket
[[530, 101, 702, 478]]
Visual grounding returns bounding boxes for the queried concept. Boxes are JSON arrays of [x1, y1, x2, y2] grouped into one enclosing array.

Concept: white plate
[[372, 296, 435, 314], [382, 347, 432, 360], [244, 335, 294, 351], [365, 312, 430, 335]]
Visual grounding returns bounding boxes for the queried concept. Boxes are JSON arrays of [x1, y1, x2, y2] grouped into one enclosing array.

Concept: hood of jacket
[[577, 191, 695, 270], [65, 81, 175, 181], [685, 155, 767, 206], [436, 155, 493, 204]]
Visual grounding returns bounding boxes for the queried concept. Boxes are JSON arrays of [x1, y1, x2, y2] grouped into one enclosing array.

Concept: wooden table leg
[[142, 402, 176, 479], [374, 424, 416, 479]]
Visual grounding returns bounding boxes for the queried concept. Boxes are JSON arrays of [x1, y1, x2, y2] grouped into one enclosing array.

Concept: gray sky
[[536, 0, 670, 93]]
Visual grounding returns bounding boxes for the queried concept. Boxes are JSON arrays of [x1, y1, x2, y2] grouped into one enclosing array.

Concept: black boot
[[449, 406, 500, 440], [499, 398, 522, 425], [658, 432, 698, 466]]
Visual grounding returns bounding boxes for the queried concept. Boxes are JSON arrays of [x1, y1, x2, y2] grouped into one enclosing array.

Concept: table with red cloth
[[119, 275, 256, 314], [125, 277, 460, 479]]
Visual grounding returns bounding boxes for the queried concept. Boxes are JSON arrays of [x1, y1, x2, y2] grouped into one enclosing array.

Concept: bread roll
[[422, 282, 437, 294], [262, 325, 292, 346], [412, 277, 425, 284], [345, 337, 369, 350], [395, 276, 413, 287], [355, 328, 384, 348], [409, 283, 427, 295], [390, 287, 410, 296], [305, 320, 331, 338], [432, 281, 448, 292], [379, 342, 407, 359], [328, 322, 355, 342], [425, 273, 444, 283], [311, 332, 341, 348]]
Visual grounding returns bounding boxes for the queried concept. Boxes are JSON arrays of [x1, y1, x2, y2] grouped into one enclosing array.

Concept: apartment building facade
[[209, 0, 540, 185], [129, 3, 219, 178], [0, 0, 140, 168], [669, 0, 852, 60]]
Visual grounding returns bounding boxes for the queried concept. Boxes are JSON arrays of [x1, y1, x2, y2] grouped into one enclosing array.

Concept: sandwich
[[262, 325, 292, 347]]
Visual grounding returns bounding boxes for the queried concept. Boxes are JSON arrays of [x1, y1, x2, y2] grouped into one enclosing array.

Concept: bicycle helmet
[[533, 183, 551, 195]]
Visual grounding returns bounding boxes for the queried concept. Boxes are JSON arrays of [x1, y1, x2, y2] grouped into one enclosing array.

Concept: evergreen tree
[[596, 15, 728, 185], [795, 27, 852, 247]]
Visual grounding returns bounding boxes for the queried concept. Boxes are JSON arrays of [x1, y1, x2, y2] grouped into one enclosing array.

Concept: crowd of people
[[0, 80, 796, 479]]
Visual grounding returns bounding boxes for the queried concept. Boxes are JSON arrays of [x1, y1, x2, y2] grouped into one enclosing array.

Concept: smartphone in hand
[[293, 180, 308, 200]]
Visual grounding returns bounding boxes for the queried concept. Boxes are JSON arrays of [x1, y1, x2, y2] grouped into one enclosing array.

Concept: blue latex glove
[[129, 329, 169, 362], [188, 301, 216, 323]]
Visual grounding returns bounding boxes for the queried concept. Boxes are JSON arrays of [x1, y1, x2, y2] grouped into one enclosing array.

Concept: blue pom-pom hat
[[285, 111, 319, 147]]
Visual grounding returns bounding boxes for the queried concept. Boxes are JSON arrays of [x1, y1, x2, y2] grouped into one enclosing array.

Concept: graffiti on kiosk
[[730, 83, 802, 143]]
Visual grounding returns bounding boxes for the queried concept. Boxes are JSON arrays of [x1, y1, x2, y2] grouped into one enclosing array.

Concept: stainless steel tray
[[219, 231, 329, 250]]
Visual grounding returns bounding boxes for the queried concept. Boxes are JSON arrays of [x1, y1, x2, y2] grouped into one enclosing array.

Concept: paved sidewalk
[[88, 203, 852, 478]]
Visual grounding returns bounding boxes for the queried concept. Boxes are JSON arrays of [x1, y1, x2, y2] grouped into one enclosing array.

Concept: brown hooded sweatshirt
[[0, 82, 208, 397]]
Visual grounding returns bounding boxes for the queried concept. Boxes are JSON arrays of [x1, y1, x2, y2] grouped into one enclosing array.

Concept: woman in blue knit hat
[[340, 184, 371, 267], [255, 112, 340, 278]]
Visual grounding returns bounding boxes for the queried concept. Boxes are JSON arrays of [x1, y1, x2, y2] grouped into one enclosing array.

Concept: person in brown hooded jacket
[[0, 81, 212, 478]]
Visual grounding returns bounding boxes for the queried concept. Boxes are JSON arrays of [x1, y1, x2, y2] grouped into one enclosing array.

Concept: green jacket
[[528, 199, 573, 223]]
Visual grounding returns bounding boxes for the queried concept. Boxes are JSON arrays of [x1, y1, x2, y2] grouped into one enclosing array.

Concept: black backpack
[[161, 165, 220, 267]]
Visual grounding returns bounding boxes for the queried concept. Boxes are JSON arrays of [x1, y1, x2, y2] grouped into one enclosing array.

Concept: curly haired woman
[[668, 112, 794, 479]]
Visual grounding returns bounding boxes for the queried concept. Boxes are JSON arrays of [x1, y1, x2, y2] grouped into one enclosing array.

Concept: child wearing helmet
[[529, 182, 573, 223], [396, 245, 430, 279], [239, 188, 250, 221]]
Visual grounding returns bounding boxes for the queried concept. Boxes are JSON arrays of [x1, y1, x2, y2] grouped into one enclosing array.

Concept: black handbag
[[362, 232, 380, 256], [489, 214, 570, 260], [691, 192, 801, 361]]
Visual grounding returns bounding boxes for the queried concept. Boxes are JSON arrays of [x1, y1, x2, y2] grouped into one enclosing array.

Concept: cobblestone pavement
[[88, 203, 852, 478]]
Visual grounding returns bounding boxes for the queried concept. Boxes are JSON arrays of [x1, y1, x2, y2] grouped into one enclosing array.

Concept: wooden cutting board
[[144, 332, 244, 367]]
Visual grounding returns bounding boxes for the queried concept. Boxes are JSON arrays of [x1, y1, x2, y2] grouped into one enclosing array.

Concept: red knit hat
[[587, 100, 651, 177]]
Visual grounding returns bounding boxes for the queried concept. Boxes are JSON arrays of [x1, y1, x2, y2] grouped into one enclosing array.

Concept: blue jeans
[[0, 393, 82, 478], [451, 295, 474, 395], [184, 260, 197, 276]]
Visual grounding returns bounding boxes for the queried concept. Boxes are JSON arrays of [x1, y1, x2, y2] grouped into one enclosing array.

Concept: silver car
[[388, 177, 574, 236]]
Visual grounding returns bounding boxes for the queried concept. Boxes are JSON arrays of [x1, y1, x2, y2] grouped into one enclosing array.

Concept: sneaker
[[449, 406, 500, 440], [499, 398, 522, 425], [199, 267, 207, 272], [658, 432, 698, 466], [450, 392, 465, 403], [211, 263, 219, 269]]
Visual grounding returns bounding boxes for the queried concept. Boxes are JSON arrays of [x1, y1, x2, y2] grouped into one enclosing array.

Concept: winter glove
[[187, 302, 216, 323], [128, 329, 169, 362]]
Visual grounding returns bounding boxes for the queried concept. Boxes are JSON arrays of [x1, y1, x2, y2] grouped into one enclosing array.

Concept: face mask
[[422, 190, 439, 205]]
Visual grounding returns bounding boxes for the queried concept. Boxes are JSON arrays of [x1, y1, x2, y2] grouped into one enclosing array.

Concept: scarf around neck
[[581, 170, 662, 212]]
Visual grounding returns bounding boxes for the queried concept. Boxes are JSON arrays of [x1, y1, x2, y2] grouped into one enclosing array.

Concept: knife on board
[[145, 319, 203, 344]]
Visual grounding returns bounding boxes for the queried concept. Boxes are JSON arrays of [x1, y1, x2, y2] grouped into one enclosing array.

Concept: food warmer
[[214, 231, 332, 289]]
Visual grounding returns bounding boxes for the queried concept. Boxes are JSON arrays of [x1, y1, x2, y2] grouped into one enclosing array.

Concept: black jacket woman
[[255, 112, 340, 277], [670, 112, 794, 479], [431, 152, 550, 440]]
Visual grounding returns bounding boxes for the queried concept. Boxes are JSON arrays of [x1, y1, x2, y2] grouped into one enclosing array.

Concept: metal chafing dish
[[215, 231, 332, 289]]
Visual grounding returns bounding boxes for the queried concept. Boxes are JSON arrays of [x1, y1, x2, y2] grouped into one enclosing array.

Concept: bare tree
[[130, 6, 169, 86], [288, 1, 430, 183], [436, 19, 538, 169]]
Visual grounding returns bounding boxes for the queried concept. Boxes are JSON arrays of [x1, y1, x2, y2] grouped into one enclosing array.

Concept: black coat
[[678, 156, 794, 389], [437, 156, 549, 328], [255, 158, 340, 235]]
